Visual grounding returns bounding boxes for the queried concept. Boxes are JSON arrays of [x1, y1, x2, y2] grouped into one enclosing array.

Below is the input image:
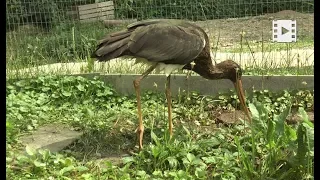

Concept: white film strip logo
[[272, 20, 297, 43]]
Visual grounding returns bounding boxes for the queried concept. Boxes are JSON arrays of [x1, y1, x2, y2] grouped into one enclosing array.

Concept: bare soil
[[286, 111, 314, 124], [196, 10, 314, 45], [11, 10, 313, 46], [217, 110, 314, 125]]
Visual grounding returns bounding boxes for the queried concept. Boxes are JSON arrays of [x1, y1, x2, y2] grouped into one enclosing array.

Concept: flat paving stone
[[20, 124, 83, 153]]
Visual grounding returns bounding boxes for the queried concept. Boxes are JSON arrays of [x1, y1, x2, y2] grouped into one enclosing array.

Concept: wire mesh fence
[[6, 0, 314, 79]]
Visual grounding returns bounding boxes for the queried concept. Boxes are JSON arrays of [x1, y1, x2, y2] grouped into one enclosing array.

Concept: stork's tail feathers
[[91, 30, 133, 61]]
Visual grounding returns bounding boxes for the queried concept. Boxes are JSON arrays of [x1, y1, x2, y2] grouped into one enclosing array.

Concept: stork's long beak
[[234, 79, 252, 123]]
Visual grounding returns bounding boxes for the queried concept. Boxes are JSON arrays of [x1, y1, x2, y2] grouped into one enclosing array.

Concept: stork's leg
[[165, 75, 173, 138], [133, 64, 157, 150]]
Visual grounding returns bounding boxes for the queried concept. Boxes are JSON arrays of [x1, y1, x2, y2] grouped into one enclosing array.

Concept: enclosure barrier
[[45, 74, 314, 96]]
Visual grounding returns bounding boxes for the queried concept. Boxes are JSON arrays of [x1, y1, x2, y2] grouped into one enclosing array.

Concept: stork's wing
[[128, 23, 206, 65], [127, 19, 191, 29]]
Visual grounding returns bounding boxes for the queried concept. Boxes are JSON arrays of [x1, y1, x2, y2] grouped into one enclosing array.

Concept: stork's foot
[[135, 125, 144, 151]]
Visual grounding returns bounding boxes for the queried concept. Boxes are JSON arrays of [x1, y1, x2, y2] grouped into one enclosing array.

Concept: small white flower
[[194, 120, 200, 126]]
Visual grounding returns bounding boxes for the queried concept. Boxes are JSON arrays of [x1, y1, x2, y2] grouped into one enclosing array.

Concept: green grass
[[6, 22, 124, 69], [6, 76, 314, 179], [243, 66, 314, 75]]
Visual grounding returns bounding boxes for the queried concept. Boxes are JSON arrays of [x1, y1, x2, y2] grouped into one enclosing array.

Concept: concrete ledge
[[8, 74, 313, 96], [70, 74, 314, 96]]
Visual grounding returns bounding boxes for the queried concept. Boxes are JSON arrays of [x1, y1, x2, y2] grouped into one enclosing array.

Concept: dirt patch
[[216, 110, 247, 125], [93, 153, 131, 167], [216, 109, 314, 125], [195, 10, 314, 45], [286, 111, 314, 124]]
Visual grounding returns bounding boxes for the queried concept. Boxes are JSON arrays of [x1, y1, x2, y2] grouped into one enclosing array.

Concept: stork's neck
[[183, 56, 225, 80], [192, 63, 225, 80], [182, 38, 228, 80]]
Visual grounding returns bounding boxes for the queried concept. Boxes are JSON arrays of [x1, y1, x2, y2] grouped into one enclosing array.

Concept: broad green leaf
[[151, 145, 161, 158], [302, 122, 314, 152], [122, 156, 135, 164], [234, 136, 253, 172], [248, 104, 259, 120], [16, 80, 27, 87], [266, 120, 275, 148], [151, 131, 160, 146], [152, 170, 163, 176], [39, 149, 50, 159], [285, 125, 297, 141], [6, 85, 15, 90], [62, 91, 72, 97], [27, 124, 33, 130], [96, 91, 104, 97], [168, 171, 178, 178], [81, 173, 93, 179], [19, 107, 29, 113], [182, 125, 191, 136], [186, 153, 196, 162], [182, 158, 190, 166], [75, 166, 89, 172], [192, 158, 204, 166], [25, 145, 36, 156], [64, 157, 73, 166], [76, 84, 85, 92], [86, 108, 94, 117], [104, 161, 113, 168], [6, 121, 11, 128], [59, 165, 75, 175], [177, 170, 188, 177], [136, 170, 147, 177], [33, 160, 46, 167], [297, 124, 308, 166], [274, 105, 291, 138], [41, 87, 51, 92], [195, 167, 206, 178], [249, 102, 267, 130], [298, 107, 313, 128], [202, 156, 216, 164], [167, 157, 178, 168], [17, 155, 29, 162], [158, 150, 169, 160], [198, 137, 221, 148]]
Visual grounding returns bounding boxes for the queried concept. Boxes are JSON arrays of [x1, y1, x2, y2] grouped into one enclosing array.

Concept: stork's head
[[216, 60, 251, 122], [215, 60, 243, 83]]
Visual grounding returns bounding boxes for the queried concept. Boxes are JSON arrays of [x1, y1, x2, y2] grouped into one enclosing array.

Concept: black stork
[[91, 19, 252, 150]]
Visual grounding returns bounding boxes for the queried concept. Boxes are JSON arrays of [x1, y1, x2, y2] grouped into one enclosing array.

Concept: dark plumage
[[92, 19, 251, 150], [92, 19, 205, 64]]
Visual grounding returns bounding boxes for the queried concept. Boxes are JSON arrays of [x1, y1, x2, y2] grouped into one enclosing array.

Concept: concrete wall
[[71, 74, 314, 96]]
